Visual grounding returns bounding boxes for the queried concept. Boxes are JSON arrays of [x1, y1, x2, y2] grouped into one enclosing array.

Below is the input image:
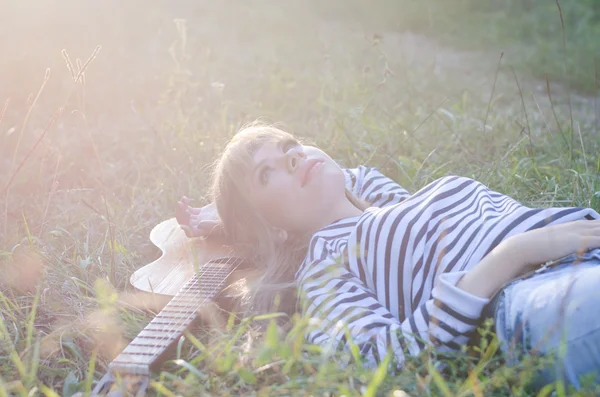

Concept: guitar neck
[[108, 259, 241, 375]]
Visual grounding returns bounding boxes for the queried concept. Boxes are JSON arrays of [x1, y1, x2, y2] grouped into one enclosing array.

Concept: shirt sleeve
[[297, 254, 489, 369], [343, 166, 410, 208]]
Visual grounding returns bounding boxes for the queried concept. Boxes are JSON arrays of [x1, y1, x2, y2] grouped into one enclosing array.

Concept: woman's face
[[247, 137, 347, 234]]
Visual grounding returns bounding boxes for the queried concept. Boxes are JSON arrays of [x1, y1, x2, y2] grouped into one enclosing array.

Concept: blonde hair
[[210, 123, 370, 319]]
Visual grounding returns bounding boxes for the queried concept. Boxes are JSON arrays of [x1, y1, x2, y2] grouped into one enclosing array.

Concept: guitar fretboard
[[108, 257, 243, 375]]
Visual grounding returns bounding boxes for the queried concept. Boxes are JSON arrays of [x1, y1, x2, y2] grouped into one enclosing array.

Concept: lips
[[300, 159, 324, 187]]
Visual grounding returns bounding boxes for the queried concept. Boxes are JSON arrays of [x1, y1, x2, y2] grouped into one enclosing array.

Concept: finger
[[186, 207, 202, 216], [186, 208, 200, 221], [189, 206, 202, 215], [176, 203, 191, 225], [179, 197, 189, 209], [196, 220, 219, 231], [581, 219, 600, 227], [177, 204, 186, 214], [581, 224, 600, 237], [583, 236, 600, 251], [189, 214, 202, 228]]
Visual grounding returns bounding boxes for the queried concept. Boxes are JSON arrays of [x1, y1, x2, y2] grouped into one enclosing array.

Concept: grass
[[1, 0, 600, 395], [390, 0, 600, 94]]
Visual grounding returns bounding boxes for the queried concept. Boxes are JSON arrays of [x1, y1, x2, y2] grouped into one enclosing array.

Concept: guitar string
[[154, 260, 243, 358], [118, 256, 243, 366], [125, 260, 236, 361], [120, 259, 237, 364], [154, 260, 238, 353], [157, 257, 243, 350]]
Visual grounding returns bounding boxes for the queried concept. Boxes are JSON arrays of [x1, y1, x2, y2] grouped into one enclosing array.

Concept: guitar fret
[[131, 336, 173, 345], [188, 283, 224, 290], [115, 351, 156, 357], [142, 326, 170, 332], [150, 321, 191, 328], [121, 350, 161, 360], [153, 321, 191, 328], [135, 334, 162, 339], [148, 323, 190, 331], [193, 277, 226, 282], [165, 304, 200, 310], [167, 297, 201, 302], [197, 277, 227, 283], [155, 310, 195, 317], [165, 301, 200, 308], [147, 321, 180, 326], [177, 290, 215, 298], [156, 313, 195, 320], [112, 352, 156, 366], [129, 342, 171, 349], [188, 291, 219, 296], [113, 353, 155, 366], [172, 299, 206, 306], [181, 283, 224, 292], [109, 362, 151, 376], [137, 330, 172, 339], [179, 289, 218, 296], [187, 289, 212, 293], [161, 309, 197, 315]]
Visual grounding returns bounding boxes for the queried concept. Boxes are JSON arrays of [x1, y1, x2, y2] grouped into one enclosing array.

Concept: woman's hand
[[503, 219, 600, 271], [176, 196, 226, 240]]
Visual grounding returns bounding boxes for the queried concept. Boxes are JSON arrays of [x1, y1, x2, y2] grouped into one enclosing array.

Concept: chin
[[320, 163, 346, 192]]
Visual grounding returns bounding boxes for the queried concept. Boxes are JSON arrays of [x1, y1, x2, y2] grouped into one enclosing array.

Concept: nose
[[285, 147, 305, 173]]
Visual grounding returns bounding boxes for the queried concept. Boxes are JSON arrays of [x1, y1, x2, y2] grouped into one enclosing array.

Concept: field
[[1, 1, 600, 395]]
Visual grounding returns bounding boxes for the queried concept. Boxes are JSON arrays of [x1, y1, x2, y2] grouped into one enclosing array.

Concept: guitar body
[[130, 217, 233, 296]]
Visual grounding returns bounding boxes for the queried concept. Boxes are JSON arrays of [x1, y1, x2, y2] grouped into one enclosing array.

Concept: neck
[[312, 196, 363, 233]]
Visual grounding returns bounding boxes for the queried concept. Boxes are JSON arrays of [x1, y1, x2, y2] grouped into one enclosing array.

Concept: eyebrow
[[252, 140, 284, 184]]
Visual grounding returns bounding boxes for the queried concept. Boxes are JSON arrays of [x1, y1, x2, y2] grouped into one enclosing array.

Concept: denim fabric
[[492, 250, 600, 390]]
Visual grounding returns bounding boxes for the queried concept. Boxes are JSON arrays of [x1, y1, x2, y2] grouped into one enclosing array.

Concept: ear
[[272, 227, 288, 244]]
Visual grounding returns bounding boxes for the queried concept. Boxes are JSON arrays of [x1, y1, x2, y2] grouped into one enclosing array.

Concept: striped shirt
[[296, 166, 600, 368]]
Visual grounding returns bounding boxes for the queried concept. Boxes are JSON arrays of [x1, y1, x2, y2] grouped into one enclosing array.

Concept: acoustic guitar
[[91, 218, 252, 396]]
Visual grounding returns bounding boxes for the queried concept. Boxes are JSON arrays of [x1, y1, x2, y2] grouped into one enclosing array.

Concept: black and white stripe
[[297, 170, 600, 368]]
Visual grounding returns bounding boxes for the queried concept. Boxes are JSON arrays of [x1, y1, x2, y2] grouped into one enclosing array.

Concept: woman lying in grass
[[176, 124, 600, 390]]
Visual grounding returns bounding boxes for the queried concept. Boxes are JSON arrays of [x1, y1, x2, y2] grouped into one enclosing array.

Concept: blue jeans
[[490, 250, 600, 390]]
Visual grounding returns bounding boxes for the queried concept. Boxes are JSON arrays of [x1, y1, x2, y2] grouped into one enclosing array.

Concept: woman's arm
[[457, 219, 600, 298], [455, 239, 525, 298]]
